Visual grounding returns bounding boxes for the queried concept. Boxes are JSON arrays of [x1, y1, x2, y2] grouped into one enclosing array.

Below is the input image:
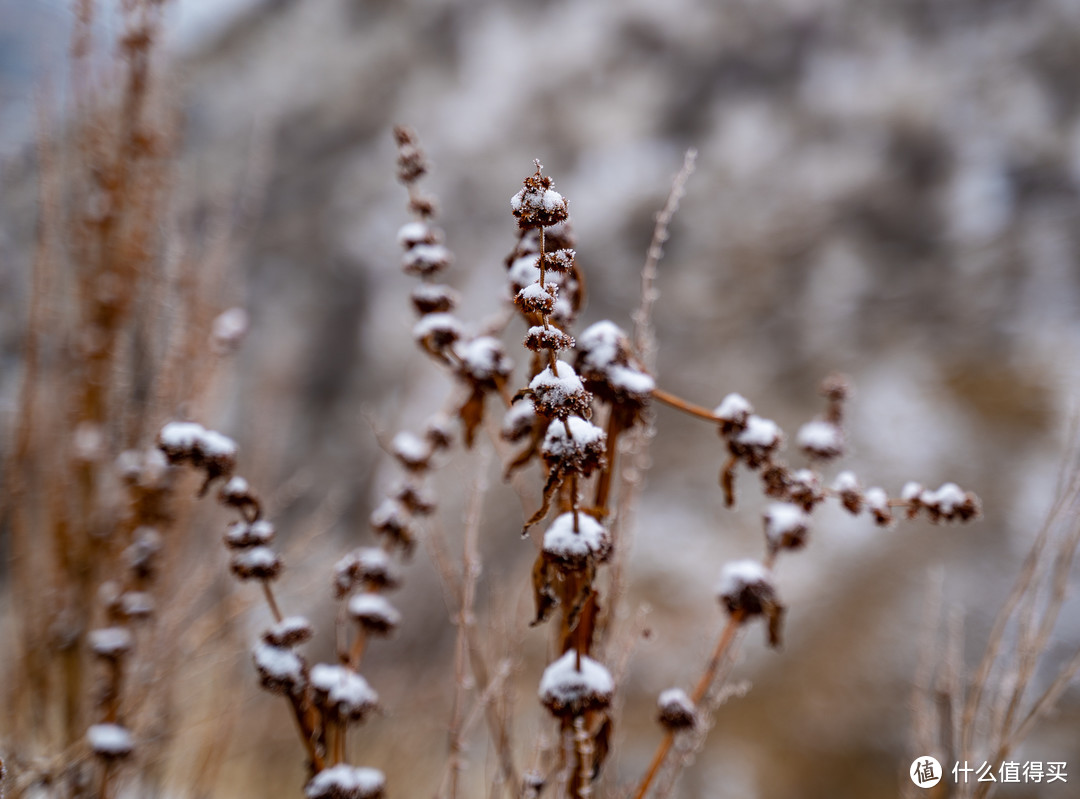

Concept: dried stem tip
[[511, 162, 568, 229], [717, 559, 785, 647]]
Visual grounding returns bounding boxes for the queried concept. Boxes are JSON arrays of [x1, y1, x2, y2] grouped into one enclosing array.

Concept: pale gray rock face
[[4, 0, 1080, 795]]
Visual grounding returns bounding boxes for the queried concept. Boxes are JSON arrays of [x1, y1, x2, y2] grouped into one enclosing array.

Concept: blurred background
[[3, 0, 1080, 797]]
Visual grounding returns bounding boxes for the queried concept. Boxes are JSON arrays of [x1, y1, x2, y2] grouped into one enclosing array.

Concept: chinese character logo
[[911, 756, 943, 788]]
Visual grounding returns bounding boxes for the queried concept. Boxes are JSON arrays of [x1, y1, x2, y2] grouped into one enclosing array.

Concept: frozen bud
[[832, 471, 863, 514], [455, 336, 514, 385], [218, 475, 260, 519], [424, 415, 455, 451], [900, 481, 923, 518], [157, 421, 206, 463], [788, 469, 824, 509], [116, 449, 145, 483], [225, 519, 275, 549], [545, 248, 576, 273], [523, 772, 546, 797], [229, 546, 282, 581], [524, 325, 574, 353], [402, 243, 453, 277], [408, 192, 438, 219], [502, 399, 538, 442], [89, 627, 133, 660], [714, 393, 753, 435], [391, 431, 431, 471], [796, 420, 844, 460], [193, 429, 238, 481], [305, 764, 386, 799], [393, 481, 437, 516], [656, 688, 696, 731], [394, 125, 428, 184], [87, 724, 134, 760], [865, 487, 892, 526], [529, 361, 592, 420], [310, 663, 379, 722], [514, 282, 559, 316], [717, 559, 785, 646], [413, 313, 463, 354], [764, 502, 812, 553], [370, 499, 417, 555], [210, 307, 249, 354], [333, 547, 400, 598], [539, 650, 614, 718], [921, 483, 980, 523], [511, 164, 569, 229], [575, 321, 655, 407], [120, 591, 155, 619], [347, 592, 401, 636], [253, 641, 306, 695], [541, 417, 606, 477], [397, 220, 442, 249], [124, 526, 163, 577], [263, 616, 314, 648], [410, 283, 459, 315], [542, 512, 611, 569], [729, 415, 783, 468], [820, 373, 851, 403], [73, 423, 105, 463]]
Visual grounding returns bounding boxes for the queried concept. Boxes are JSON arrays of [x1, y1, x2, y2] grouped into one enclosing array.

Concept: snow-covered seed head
[[253, 641, 306, 695], [542, 512, 612, 569], [511, 162, 569, 229], [538, 650, 614, 718], [454, 336, 515, 386], [369, 499, 417, 555], [391, 431, 432, 472], [717, 559, 785, 647], [714, 393, 753, 435], [545, 248, 576, 273], [424, 415, 455, 452], [393, 480, 437, 516], [541, 417, 607, 478], [920, 483, 981, 523], [89, 627, 134, 660], [225, 519, 276, 549], [347, 592, 402, 636], [218, 475, 261, 520], [832, 471, 863, 514], [864, 487, 893, 526], [796, 419, 845, 461], [397, 220, 442, 250], [502, 399, 538, 443], [574, 321, 655, 409], [87, 723, 134, 760], [210, 307, 249, 354], [529, 361, 593, 421], [120, 591, 155, 619], [901, 481, 924, 519], [262, 616, 314, 648], [156, 421, 206, 463], [788, 469, 824, 510], [820, 373, 851, 416], [334, 547, 400, 598], [310, 663, 379, 722], [524, 325, 574, 353], [394, 125, 428, 185], [410, 283, 459, 316], [229, 546, 283, 581], [124, 526, 163, 578], [514, 282, 558, 316], [728, 415, 784, 468], [656, 688, 696, 731], [304, 764, 386, 799], [764, 502, 812, 553], [402, 243, 453, 277], [413, 313, 463, 356]]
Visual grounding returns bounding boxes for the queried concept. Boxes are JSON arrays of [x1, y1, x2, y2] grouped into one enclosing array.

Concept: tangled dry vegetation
[[3, 3, 1080, 799]]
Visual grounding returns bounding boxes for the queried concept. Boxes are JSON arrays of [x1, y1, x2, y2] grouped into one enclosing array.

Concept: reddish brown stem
[[650, 387, 720, 423]]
